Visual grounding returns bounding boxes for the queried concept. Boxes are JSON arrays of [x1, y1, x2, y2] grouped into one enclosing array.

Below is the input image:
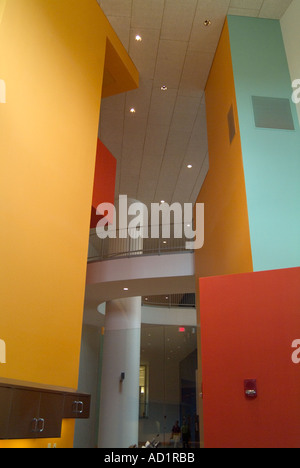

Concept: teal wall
[[228, 16, 300, 272]]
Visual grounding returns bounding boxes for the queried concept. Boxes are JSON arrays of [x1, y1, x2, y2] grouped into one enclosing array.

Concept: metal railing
[[88, 223, 194, 263], [142, 293, 196, 308]]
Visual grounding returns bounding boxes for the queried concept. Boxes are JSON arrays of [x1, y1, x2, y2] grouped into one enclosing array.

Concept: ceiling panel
[[137, 150, 166, 201], [129, 29, 160, 79], [131, 0, 165, 29], [101, 92, 126, 114], [228, 8, 260, 16], [143, 124, 170, 155], [154, 129, 192, 202], [228, 0, 263, 17], [230, 0, 263, 9], [122, 116, 148, 152], [119, 146, 143, 198], [259, 0, 293, 19], [161, 0, 198, 42], [119, 174, 140, 199], [147, 87, 177, 127], [170, 95, 202, 133], [171, 167, 201, 205], [163, 128, 192, 166], [125, 78, 153, 119], [189, 0, 230, 53], [153, 40, 188, 89], [179, 49, 212, 96]]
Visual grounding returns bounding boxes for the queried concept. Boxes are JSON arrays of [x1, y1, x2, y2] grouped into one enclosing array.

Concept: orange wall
[[200, 267, 300, 448], [90, 139, 117, 228], [0, 0, 138, 447], [92, 140, 117, 211], [194, 20, 253, 279]]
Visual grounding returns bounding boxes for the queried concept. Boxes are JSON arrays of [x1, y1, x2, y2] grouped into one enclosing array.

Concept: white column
[[98, 297, 141, 448]]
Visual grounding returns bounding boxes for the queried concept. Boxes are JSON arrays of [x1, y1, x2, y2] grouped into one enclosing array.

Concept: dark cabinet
[[39, 392, 65, 437], [0, 383, 91, 440], [0, 387, 13, 438], [7, 388, 41, 439], [63, 393, 91, 419], [7, 388, 64, 439]]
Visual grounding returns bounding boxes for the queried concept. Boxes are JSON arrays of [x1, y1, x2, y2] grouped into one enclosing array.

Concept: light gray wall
[[74, 325, 103, 448]]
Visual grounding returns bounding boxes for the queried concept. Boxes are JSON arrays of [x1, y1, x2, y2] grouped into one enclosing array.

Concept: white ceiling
[[97, 0, 293, 209]]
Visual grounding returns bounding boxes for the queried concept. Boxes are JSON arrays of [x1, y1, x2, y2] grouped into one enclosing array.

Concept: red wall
[[200, 267, 300, 448], [90, 139, 117, 228]]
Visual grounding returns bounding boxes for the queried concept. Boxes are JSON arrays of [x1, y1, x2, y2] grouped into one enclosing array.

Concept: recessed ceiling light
[[130, 108, 136, 114], [161, 85, 168, 91], [135, 35, 142, 42], [187, 164, 193, 169], [203, 19, 212, 27], [161, 200, 165, 204], [123, 287, 129, 291]]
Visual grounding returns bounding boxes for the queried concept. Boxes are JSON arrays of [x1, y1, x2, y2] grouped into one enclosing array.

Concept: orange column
[[194, 20, 253, 279], [0, 0, 138, 448]]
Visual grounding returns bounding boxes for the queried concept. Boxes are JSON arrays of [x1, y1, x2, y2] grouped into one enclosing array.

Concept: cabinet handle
[[38, 418, 45, 433], [72, 400, 84, 414], [72, 401, 77, 413], [31, 418, 38, 433], [77, 401, 84, 414]]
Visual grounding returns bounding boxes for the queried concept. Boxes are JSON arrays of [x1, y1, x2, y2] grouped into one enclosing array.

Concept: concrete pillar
[[98, 297, 141, 448]]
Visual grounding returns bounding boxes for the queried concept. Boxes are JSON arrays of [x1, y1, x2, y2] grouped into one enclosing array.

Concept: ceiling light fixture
[[203, 19, 212, 27], [123, 287, 129, 291], [187, 164, 193, 169], [130, 108, 136, 114], [161, 85, 168, 91], [135, 35, 142, 42], [161, 200, 165, 204]]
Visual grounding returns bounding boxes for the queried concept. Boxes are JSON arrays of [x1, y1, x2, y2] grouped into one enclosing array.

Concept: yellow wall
[[0, 0, 138, 447], [195, 19, 253, 280], [0, 420, 75, 449]]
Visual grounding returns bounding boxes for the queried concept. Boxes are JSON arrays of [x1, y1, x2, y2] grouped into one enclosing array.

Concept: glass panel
[[139, 324, 199, 448], [139, 365, 148, 418]]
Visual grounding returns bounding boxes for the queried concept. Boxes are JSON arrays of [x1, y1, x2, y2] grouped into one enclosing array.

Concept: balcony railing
[[142, 293, 196, 308], [88, 223, 194, 263]]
